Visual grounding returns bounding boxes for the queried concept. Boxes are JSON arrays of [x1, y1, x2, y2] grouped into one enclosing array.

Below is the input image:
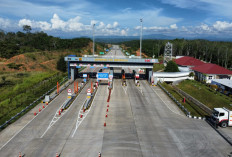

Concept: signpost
[[68, 89, 72, 96], [97, 73, 109, 80]]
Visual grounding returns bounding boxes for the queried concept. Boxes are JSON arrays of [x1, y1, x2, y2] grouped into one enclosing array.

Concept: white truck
[[211, 107, 232, 128]]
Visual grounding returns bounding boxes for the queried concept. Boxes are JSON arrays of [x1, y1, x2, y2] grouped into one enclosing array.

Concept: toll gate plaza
[[64, 55, 159, 82]]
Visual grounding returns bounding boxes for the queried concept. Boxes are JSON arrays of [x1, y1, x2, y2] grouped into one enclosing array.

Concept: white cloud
[[170, 24, 178, 29], [18, 19, 33, 27], [51, 14, 66, 30], [113, 22, 119, 28], [97, 22, 105, 29], [213, 21, 232, 31], [0, 17, 12, 28]]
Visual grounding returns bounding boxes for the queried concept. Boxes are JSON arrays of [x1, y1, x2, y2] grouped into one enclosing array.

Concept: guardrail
[[172, 86, 212, 115], [158, 83, 191, 116], [84, 86, 98, 110], [0, 77, 70, 130]]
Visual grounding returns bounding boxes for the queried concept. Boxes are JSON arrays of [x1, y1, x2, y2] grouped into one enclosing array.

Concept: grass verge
[[177, 80, 232, 110], [0, 72, 66, 126], [161, 82, 208, 117]]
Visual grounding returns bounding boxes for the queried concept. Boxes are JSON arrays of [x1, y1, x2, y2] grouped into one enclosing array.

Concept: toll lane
[[128, 80, 231, 157], [21, 80, 92, 156], [101, 79, 143, 156], [0, 79, 85, 157], [60, 84, 108, 156]]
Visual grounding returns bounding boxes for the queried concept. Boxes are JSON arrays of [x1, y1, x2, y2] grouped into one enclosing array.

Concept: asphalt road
[[0, 79, 92, 156]]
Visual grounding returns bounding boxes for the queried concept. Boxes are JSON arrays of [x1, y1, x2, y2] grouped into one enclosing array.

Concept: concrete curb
[[206, 119, 232, 146]]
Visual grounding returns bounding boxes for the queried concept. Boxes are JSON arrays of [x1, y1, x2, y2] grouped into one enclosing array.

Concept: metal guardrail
[[172, 86, 212, 115], [0, 77, 69, 130], [157, 83, 191, 116]]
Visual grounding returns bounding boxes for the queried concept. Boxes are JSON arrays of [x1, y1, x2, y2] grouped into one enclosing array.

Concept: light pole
[[140, 18, 143, 58], [93, 24, 95, 56]]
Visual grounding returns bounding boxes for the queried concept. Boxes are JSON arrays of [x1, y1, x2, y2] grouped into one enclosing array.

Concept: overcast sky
[[0, 0, 232, 38]]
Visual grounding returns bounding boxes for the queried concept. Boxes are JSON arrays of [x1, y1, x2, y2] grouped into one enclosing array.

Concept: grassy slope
[[162, 83, 207, 117], [0, 72, 65, 125], [177, 80, 232, 110]]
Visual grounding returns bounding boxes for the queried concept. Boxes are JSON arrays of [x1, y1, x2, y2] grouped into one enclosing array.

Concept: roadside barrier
[[173, 85, 212, 115], [158, 83, 205, 120]]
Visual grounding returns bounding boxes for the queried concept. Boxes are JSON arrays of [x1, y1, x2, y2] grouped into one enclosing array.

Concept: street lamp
[[140, 18, 143, 58], [93, 23, 95, 56]]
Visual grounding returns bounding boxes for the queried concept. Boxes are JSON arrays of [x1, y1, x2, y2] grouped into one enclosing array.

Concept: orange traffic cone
[[105, 113, 108, 118], [80, 114, 83, 118], [46, 102, 48, 105], [34, 112, 37, 116], [43, 105, 45, 108], [104, 122, 106, 127], [61, 108, 63, 112], [106, 108, 108, 112], [56, 153, 59, 157], [39, 108, 41, 112], [107, 104, 109, 107], [98, 152, 101, 157], [19, 152, 22, 157], [83, 109, 85, 112], [59, 110, 61, 115]]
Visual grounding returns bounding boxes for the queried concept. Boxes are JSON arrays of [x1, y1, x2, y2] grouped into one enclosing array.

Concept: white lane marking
[[136, 86, 143, 96], [40, 89, 82, 138], [0, 89, 64, 150], [71, 100, 87, 137], [122, 85, 127, 94], [150, 86, 185, 117], [111, 80, 114, 95], [71, 85, 101, 137]]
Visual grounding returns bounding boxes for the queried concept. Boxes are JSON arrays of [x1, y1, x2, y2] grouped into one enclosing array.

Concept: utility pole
[[140, 18, 143, 58], [93, 24, 95, 56]]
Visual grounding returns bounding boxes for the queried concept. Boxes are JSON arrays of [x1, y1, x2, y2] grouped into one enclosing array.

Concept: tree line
[[121, 39, 232, 69], [0, 25, 91, 59]]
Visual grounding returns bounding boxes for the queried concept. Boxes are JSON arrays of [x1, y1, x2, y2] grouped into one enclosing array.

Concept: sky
[[0, 0, 232, 39]]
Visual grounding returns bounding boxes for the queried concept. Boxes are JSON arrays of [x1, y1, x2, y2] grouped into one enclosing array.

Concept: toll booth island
[[64, 55, 159, 82]]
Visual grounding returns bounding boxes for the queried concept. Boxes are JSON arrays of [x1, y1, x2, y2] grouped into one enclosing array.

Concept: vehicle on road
[[211, 107, 232, 128], [135, 74, 140, 86]]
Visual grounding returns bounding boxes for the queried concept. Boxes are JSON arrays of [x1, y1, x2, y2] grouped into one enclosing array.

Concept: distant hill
[[95, 34, 232, 43]]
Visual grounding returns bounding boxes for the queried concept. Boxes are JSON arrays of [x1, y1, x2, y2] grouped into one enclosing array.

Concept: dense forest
[[121, 39, 232, 69], [0, 25, 91, 59]]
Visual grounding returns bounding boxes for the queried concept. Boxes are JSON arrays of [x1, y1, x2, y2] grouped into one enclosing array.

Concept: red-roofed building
[[191, 63, 232, 83], [175, 56, 205, 67]]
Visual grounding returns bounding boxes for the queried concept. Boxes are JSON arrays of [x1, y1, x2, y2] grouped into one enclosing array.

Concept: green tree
[[23, 25, 31, 33], [164, 61, 179, 72], [57, 55, 67, 72]]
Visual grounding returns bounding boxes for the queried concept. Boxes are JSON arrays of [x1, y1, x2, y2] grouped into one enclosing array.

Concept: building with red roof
[[175, 56, 205, 67], [191, 63, 232, 83]]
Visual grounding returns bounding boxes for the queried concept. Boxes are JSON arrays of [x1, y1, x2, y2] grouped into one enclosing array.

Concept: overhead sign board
[[97, 73, 109, 80]]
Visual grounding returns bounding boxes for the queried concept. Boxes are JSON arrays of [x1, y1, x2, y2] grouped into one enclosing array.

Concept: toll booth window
[[219, 113, 224, 116], [68, 58, 71, 60]]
